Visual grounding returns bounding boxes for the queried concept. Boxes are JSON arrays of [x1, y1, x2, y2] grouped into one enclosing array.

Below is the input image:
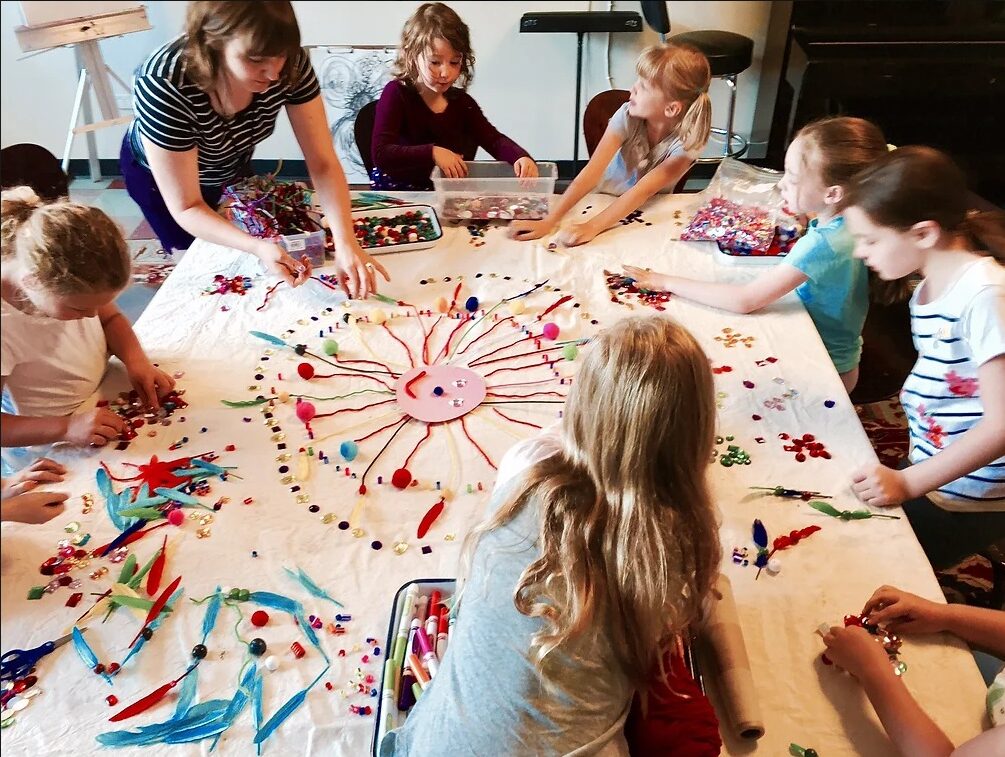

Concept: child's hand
[[433, 147, 468, 178], [513, 157, 539, 179], [1, 490, 69, 524], [507, 219, 554, 242], [851, 463, 912, 506], [332, 239, 390, 300], [623, 265, 672, 292], [557, 222, 601, 248], [2, 458, 66, 498], [127, 361, 176, 411], [821, 624, 892, 681], [862, 586, 949, 635], [65, 407, 129, 447]]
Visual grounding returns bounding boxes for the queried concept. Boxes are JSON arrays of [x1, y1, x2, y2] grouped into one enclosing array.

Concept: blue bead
[[433, 386, 444, 396]]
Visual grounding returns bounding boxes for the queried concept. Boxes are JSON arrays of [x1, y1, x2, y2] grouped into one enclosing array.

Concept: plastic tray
[[713, 244, 788, 266], [279, 230, 327, 268], [372, 578, 456, 756], [432, 161, 557, 220], [351, 204, 443, 255]]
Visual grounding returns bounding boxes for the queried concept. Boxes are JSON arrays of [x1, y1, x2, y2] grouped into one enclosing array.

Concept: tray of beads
[[351, 204, 443, 254], [432, 161, 557, 220]]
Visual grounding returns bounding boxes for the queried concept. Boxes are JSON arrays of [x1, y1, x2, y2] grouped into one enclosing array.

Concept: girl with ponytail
[[509, 43, 712, 247]]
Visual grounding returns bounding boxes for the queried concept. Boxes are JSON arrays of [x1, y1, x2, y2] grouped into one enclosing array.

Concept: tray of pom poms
[[350, 204, 443, 255]]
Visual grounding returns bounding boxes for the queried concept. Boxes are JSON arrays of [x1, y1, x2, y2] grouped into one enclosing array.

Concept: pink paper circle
[[396, 365, 486, 422]]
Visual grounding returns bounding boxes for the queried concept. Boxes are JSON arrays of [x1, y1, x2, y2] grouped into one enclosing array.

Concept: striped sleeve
[[286, 47, 321, 105], [133, 74, 197, 152], [962, 285, 1005, 366]]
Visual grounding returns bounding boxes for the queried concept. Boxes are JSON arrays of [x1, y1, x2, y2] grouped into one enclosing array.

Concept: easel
[[14, 6, 152, 181]]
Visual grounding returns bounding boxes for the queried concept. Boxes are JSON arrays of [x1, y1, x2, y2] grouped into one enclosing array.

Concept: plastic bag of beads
[[680, 158, 787, 254]]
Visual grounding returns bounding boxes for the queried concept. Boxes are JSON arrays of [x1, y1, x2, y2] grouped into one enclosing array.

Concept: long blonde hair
[[621, 43, 713, 171], [467, 316, 721, 688], [1, 187, 130, 295], [394, 2, 474, 90]]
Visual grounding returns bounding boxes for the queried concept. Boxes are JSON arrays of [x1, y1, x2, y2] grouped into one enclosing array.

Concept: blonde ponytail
[[1, 186, 44, 258], [678, 90, 712, 155]]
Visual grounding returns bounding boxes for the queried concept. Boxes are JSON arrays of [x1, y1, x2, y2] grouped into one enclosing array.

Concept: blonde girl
[[1, 188, 173, 473], [509, 43, 712, 247], [380, 316, 721, 755]]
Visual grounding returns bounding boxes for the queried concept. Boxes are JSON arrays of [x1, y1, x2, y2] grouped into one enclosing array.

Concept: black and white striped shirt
[[127, 36, 320, 187]]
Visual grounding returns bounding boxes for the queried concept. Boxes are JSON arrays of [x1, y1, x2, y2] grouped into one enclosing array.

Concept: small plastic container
[[432, 161, 558, 220], [351, 204, 444, 255], [372, 578, 456, 756], [279, 229, 327, 268]]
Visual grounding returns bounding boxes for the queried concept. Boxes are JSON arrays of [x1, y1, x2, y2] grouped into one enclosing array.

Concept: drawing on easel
[[313, 47, 395, 184]]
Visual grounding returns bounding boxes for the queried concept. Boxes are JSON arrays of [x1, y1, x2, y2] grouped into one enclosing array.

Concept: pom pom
[[277, 392, 290, 403], [251, 610, 269, 627], [297, 363, 315, 380], [562, 344, 579, 361], [370, 309, 387, 325], [541, 322, 560, 340], [167, 509, 185, 527], [339, 440, 358, 462], [322, 339, 339, 356], [391, 468, 412, 490], [464, 296, 479, 312], [435, 297, 449, 313], [508, 300, 525, 316], [296, 401, 316, 423]]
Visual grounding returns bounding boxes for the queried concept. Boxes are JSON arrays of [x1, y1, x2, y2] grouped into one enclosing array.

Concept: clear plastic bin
[[432, 161, 557, 220], [279, 230, 327, 268]]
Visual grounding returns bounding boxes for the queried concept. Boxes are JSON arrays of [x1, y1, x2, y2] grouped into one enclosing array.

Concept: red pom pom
[[391, 468, 412, 490], [296, 401, 316, 423], [541, 322, 560, 340], [251, 610, 269, 627], [297, 363, 315, 380], [167, 509, 185, 526]]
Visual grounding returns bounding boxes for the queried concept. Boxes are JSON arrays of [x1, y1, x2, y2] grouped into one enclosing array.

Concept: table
[[0, 193, 987, 756]]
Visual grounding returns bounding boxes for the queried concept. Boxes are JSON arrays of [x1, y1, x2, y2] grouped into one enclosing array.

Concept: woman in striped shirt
[[121, 1, 388, 297]]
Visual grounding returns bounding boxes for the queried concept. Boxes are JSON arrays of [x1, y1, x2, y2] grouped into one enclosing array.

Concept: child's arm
[[622, 263, 808, 314], [508, 126, 625, 241], [852, 354, 1005, 506], [863, 585, 1005, 657], [822, 625, 956, 757], [1, 490, 68, 524], [558, 154, 692, 247], [464, 97, 537, 178], [98, 304, 175, 410], [0, 379, 128, 450], [371, 83, 466, 178]]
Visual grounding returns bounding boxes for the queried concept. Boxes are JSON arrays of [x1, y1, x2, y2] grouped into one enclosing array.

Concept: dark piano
[[775, 1, 1005, 205]]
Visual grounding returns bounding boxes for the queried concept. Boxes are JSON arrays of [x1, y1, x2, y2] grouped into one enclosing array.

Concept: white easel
[[14, 6, 152, 181]]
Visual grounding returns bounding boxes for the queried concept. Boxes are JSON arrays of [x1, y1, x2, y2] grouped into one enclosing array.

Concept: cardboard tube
[[702, 574, 765, 740]]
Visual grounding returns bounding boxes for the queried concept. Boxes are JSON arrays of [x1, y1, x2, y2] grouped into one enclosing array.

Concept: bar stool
[[669, 30, 753, 163]]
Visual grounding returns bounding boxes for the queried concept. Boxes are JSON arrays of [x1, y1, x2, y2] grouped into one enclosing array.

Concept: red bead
[[107, 662, 121, 675], [297, 363, 315, 380], [391, 468, 412, 490], [66, 592, 83, 607], [251, 610, 270, 627], [325, 682, 333, 691], [225, 444, 236, 452], [93, 663, 105, 674], [291, 641, 306, 659], [58, 575, 73, 586], [106, 695, 118, 706]]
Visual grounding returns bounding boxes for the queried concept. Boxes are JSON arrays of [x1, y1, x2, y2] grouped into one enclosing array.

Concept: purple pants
[[119, 134, 224, 252]]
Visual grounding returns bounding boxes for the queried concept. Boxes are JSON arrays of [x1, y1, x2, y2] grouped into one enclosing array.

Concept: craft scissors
[[0, 629, 82, 681]]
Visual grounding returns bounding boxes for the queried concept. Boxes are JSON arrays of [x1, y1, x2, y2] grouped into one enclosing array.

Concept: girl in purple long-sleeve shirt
[[370, 2, 538, 191]]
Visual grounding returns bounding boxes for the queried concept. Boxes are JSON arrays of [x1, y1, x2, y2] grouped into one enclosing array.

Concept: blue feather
[[191, 458, 229, 477], [251, 670, 264, 756], [172, 664, 199, 721], [248, 591, 301, 615], [100, 518, 147, 557], [154, 487, 200, 505], [254, 663, 329, 745], [201, 589, 222, 645], [209, 664, 256, 751], [285, 566, 344, 608], [72, 627, 113, 685], [120, 587, 184, 668], [249, 330, 288, 347], [97, 700, 231, 748], [752, 519, 768, 549]]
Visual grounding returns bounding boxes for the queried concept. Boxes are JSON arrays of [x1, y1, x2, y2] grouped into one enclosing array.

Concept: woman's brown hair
[[394, 3, 475, 90], [183, 1, 301, 92]]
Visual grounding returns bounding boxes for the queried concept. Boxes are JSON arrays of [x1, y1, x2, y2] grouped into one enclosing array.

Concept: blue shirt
[[783, 215, 868, 373]]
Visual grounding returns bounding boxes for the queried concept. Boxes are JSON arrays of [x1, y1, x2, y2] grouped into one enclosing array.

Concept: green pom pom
[[562, 344, 579, 361], [323, 338, 339, 356]]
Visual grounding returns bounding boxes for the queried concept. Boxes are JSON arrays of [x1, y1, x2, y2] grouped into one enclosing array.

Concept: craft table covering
[[0, 193, 988, 756]]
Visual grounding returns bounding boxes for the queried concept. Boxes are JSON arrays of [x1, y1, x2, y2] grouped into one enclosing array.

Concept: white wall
[[0, 0, 779, 164]]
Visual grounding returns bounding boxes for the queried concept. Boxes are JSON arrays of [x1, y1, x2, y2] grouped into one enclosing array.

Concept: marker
[[381, 659, 397, 733], [424, 599, 439, 652], [409, 652, 431, 690], [415, 626, 439, 678], [392, 586, 417, 669], [436, 606, 449, 660], [411, 681, 423, 702], [416, 594, 429, 625], [429, 590, 441, 619], [397, 664, 417, 711]]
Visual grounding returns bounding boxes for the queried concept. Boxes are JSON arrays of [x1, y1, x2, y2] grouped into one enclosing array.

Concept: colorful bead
[[249, 638, 267, 656], [251, 610, 269, 627]]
